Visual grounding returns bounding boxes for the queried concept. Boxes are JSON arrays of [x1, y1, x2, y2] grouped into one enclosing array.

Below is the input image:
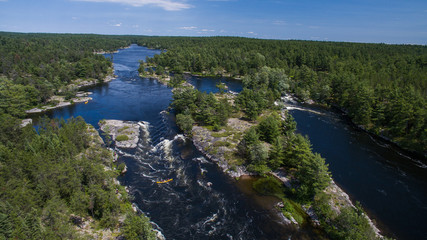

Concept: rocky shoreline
[[25, 72, 116, 114], [188, 98, 383, 238]]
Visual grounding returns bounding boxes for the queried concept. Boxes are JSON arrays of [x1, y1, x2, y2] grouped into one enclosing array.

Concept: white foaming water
[[138, 121, 151, 142], [113, 63, 131, 71], [193, 156, 211, 164], [174, 134, 186, 141], [151, 139, 173, 160], [197, 180, 212, 191]]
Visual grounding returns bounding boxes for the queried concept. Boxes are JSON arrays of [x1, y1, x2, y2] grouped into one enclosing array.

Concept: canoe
[[156, 178, 173, 184]]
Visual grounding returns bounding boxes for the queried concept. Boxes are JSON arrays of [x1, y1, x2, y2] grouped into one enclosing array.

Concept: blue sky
[[0, 0, 426, 44]]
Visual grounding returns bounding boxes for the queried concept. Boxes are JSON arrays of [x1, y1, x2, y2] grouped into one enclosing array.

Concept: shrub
[[116, 135, 129, 141]]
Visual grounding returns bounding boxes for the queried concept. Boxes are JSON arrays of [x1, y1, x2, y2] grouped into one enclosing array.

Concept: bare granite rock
[[99, 120, 147, 148], [20, 118, 32, 127], [191, 118, 254, 178]]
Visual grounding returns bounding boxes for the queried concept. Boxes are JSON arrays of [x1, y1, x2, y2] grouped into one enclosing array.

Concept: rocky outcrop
[[20, 118, 32, 127], [325, 180, 382, 237], [191, 118, 254, 178], [99, 120, 148, 148], [25, 94, 93, 114]]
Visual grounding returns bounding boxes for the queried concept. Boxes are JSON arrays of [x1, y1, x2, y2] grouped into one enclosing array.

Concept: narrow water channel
[[33, 44, 427, 240], [284, 100, 427, 240]]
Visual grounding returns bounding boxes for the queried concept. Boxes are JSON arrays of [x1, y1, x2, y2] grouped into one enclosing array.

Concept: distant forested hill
[[137, 37, 427, 153]]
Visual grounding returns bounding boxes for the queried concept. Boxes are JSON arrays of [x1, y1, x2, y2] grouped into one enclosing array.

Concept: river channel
[[36, 44, 426, 240]]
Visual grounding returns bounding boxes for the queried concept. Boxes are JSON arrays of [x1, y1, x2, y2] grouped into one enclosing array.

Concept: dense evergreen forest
[[171, 71, 380, 239], [0, 32, 133, 117], [137, 37, 427, 153], [0, 116, 155, 239]]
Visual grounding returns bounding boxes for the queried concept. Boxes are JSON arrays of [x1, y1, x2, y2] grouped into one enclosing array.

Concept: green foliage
[[139, 36, 426, 152], [269, 137, 285, 170], [122, 213, 156, 240], [314, 192, 377, 240], [176, 113, 194, 134], [0, 32, 131, 115], [116, 135, 129, 141], [172, 88, 231, 128], [281, 198, 306, 225], [257, 113, 281, 143], [216, 82, 227, 94], [118, 126, 130, 132], [247, 143, 270, 175], [252, 176, 284, 197], [0, 116, 142, 238], [168, 74, 185, 88]]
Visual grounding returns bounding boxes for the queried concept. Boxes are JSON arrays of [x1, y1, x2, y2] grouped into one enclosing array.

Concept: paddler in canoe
[[156, 178, 173, 184]]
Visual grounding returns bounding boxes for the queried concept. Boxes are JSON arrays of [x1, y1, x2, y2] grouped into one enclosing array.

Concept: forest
[[0, 116, 155, 239], [171, 69, 380, 239], [0, 32, 133, 117], [137, 36, 427, 153]]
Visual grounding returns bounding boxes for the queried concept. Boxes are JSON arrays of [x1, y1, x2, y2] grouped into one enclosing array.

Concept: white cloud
[[201, 29, 215, 32], [273, 20, 287, 25], [72, 0, 193, 11], [179, 26, 197, 30], [71, 17, 78, 20], [112, 23, 122, 27]]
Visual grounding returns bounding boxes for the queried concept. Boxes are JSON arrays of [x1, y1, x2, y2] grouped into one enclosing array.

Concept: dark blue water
[[36, 44, 312, 240], [287, 104, 427, 240], [186, 75, 243, 94]]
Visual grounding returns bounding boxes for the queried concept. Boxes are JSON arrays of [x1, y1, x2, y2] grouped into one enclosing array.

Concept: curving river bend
[[37, 45, 426, 240]]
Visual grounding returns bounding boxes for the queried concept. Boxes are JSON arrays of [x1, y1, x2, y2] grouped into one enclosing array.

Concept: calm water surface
[[36, 45, 427, 240], [286, 102, 427, 240]]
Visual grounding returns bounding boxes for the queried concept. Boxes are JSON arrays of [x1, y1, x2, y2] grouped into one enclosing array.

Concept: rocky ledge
[[191, 118, 254, 178], [25, 94, 93, 114], [99, 119, 148, 148]]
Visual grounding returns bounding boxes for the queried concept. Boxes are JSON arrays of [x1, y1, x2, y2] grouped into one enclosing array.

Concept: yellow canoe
[[84, 101, 89, 104], [156, 178, 173, 184]]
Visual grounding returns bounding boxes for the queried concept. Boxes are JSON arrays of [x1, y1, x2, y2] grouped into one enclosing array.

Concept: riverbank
[[94, 45, 131, 55], [183, 88, 384, 239], [286, 93, 427, 159], [25, 71, 116, 114]]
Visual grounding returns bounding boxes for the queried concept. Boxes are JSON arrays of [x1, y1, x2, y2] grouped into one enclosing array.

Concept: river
[[35, 44, 426, 240]]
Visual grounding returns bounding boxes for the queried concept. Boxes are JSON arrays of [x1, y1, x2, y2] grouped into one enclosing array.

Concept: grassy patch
[[213, 141, 232, 147], [211, 131, 233, 138], [252, 176, 285, 199], [231, 132, 243, 142], [281, 198, 306, 225], [116, 135, 129, 142], [118, 126, 130, 132]]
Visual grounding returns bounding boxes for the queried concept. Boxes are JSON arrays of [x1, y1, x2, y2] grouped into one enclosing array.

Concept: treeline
[[0, 115, 155, 239], [137, 36, 427, 153], [0, 32, 132, 117]]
